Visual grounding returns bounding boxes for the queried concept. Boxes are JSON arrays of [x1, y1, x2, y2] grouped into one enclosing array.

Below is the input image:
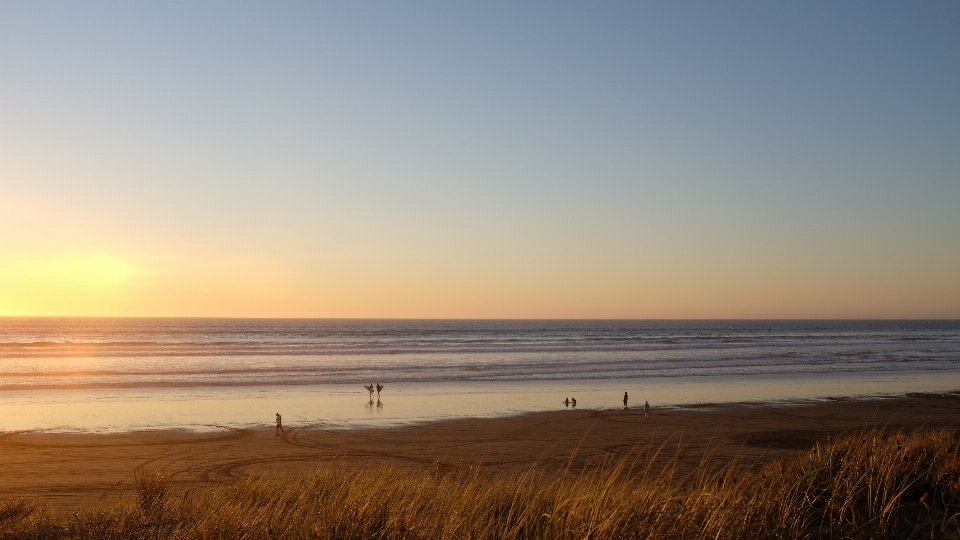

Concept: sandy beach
[[3, 392, 959, 512]]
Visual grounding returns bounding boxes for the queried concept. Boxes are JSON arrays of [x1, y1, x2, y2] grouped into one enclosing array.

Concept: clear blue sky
[[1, 2, 958, 318]]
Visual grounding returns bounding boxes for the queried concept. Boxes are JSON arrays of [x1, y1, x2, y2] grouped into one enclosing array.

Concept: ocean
[[1, 318, 958, 432]]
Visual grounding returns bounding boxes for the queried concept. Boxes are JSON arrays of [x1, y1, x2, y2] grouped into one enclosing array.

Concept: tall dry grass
[[2, 429, 959, 539]]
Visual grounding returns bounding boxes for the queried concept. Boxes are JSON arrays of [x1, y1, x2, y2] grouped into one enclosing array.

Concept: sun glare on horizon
[[0, 254, 138, 316]]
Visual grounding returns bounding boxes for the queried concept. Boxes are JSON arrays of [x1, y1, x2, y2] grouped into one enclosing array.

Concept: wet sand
[[3, 393, 960, 512]]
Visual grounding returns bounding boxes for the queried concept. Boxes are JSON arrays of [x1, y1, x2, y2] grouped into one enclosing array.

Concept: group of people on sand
[[560, 393, 651, 418], [623, 392, 651, 419], [279, 385, 650, 437], [364, 383, 384, 398], [275, 383, 388, 436]]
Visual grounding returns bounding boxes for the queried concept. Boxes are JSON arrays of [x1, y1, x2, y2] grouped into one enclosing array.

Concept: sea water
[[1, 319, 958, 432]]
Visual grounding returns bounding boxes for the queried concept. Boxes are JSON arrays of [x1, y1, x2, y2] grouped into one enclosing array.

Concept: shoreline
[[3, 370, 959, 433], [8, 388, 960, 436], [4, 393, 960, 512]]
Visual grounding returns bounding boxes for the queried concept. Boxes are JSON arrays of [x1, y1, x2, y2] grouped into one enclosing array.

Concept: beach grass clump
[[134, 469, 169, 525], [0, 499, 40, 536], [3, 429, 960, 539], [803, 429, 959, 537], [706, 429, 960, 539]]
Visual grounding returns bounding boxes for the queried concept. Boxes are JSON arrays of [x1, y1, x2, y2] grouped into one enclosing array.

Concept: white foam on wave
[[0, 319, 957, 394]]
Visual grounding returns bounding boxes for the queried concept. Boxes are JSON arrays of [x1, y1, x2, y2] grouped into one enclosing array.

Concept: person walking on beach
[[275, 413, 284, 436], [571, 397, 577, 407], [564, 398, 570, 407], [376, 383, 383, 397], [623, 392, 629, 409], [644, 400, 650, 419]]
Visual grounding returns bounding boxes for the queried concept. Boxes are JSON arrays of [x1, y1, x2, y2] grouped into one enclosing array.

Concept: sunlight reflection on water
[[3, 369, 958, 433]]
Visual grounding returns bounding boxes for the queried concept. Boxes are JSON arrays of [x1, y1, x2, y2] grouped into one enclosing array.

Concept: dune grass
[[1, 429, 959, 539]]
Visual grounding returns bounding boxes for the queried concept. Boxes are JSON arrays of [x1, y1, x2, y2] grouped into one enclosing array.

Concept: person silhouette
[[376, 383, 383, 397], [564, 398, 570, 407], [623, 392, 628, 409], [644, 400, 650, 419], [571, 397, 577, 407], [275, 413, 284, 436]]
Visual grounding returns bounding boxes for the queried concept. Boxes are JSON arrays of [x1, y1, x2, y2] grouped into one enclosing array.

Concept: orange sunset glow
[[1, 2, 958, 319]]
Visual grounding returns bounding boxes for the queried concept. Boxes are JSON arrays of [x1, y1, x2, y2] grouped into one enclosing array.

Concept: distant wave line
[[1, 342, 944, 359], [0, 356, 947, 382], [0, 364, 957, 391]]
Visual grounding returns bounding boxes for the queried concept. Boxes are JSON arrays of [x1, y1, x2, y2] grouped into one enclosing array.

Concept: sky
[[1, 1, 958, 319]]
